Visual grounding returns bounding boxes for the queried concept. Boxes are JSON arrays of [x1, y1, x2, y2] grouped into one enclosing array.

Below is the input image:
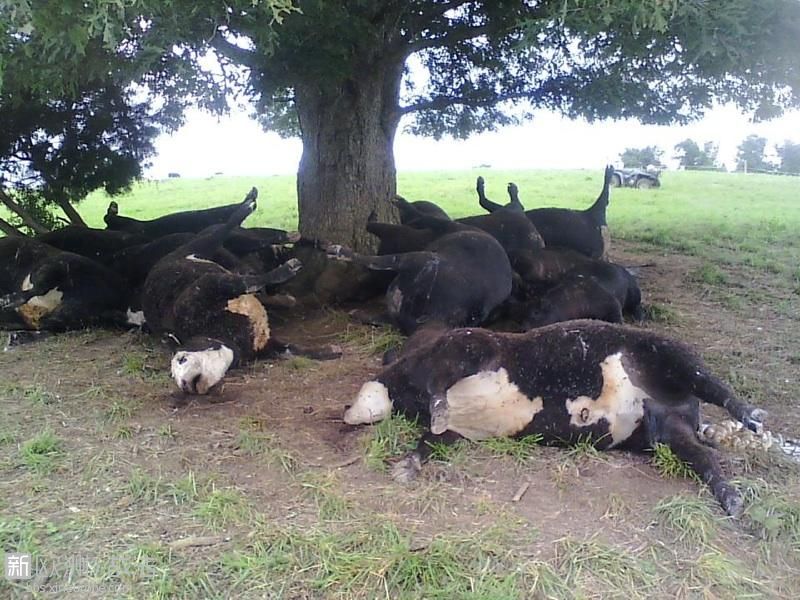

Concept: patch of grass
[[127, 469, 165, 504], [284, 356, 316, 370], [114, 425, 135, 439], [194, 487, 251, 530], [168, 471, 207, 505], [363, 414, 420, 471], [104, 398, 141, 423], [122, 352, 147, 375], [427, 438, 472, 464], [340, 324, 405, 356], [737, 478, 800, 547], [650, 443, 699, 481], [564, 435, 603, 461], [158, 423, 176, 439], [552, 536, 659, 596], [689, 549, 767, 597], [0, 429, 15, 445], [653, 494, 720, 546], [222, 520, 530, 598], [688, 263, 728, 286], [641, 302, 680, 324], [20, 429, 64, 474], [0, 517, 39, 553], [298, 472, 353, 520], [479, 434, 542, 463]]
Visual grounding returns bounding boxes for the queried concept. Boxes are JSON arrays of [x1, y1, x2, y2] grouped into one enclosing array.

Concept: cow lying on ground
[[0, 239, 129, 331], [481, 166, 613, 259], [454, 177, 545, 252], [142, 188, 339, 394], [509, 260, 643, 328], [343, 320, 766, 515], [104, 198, 246, 238], [327, 229, 513, 335], [396, 197, 451, 225], [36, 226, 145, 264]]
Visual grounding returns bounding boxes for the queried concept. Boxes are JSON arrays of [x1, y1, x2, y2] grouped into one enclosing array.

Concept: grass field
[[2, 169, 800, 599]]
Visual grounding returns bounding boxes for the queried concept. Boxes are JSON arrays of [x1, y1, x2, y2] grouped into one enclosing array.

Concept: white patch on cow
[[344, 381, 392, 424], [126, 308, 146, 327], [564, 352, 648, 446], [170, 345, 234, 395], [185, 253, 219, 265], [16, 288, 63, 328], [387, 287, 403, 314], [444, 368, 544, 440], [21, 274, 33, 291], [225, 294, 270, 351]]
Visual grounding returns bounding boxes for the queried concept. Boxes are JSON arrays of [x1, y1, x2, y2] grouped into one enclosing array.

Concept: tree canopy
[[735, 135, 773, 173], [619, 146, 664, 169], [674, 139, 720, 171], [776, 141, 800, 175], [3, 1, 800, 243]]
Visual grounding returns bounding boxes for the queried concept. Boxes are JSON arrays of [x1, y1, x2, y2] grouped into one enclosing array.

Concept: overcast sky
[[149, 103, 800, 179]]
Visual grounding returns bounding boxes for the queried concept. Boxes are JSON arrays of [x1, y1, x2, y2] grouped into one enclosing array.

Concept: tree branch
[[209, 35, 259, 69], [0, 216, 24, 237], [55, 197, 88, 227], [0, 189, 50, 234], [400, 90, 531, 115], [406, 24, 493, 54]]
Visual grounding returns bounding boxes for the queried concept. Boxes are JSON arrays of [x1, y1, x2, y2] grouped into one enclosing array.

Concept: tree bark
[[0, 189, 50, 234], [0, 217, 24, 237], [294, 62, 403, 252]]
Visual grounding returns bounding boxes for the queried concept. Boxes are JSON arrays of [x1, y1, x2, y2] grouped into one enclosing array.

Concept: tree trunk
[[0, 217, 24, 237], [0, 189, 50, 234], [295, 63, 403, 252]]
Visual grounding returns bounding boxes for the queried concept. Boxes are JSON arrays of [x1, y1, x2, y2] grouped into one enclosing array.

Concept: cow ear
[[162, 333, 182, 352]]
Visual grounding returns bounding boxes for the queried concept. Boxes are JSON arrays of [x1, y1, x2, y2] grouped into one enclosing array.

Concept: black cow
[[343, 320, 766, 515], [481, 166, 613, 259], [327, 229, 513, 335], [104, 199, 246, 238], [0, 238, 129, 331], [396, 197, 451, 225], [35, 226, 145, 264], [510, 261, 643, 329], [141, 189, 337, 394]]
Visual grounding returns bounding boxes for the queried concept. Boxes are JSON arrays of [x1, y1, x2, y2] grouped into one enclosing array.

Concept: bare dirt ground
[[1, 239, 799, 599]]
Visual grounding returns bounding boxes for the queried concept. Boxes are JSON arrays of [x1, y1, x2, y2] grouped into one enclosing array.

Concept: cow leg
[[391, 430, 464, 483], [327, 245, 437, 272], [266, 337, 342, 360], [689, 372, 767, 433], [240, 258, 302, 292], [651, 413, 742, 516]]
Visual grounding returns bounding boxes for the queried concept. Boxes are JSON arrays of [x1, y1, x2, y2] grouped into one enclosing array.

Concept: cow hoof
[[284, 258, 303, 273], [721, 490, 744, 518], [742, 408, 768, 434], [391, 454, 422, 483], [325, 244, 352, 262]]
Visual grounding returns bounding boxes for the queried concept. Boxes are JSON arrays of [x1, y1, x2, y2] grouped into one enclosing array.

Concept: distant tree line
[[620, 137, 800, 174]]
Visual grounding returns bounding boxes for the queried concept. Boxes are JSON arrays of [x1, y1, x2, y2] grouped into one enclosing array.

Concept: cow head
[[344, 380, 393, 424], [170, 337, 235, 395]]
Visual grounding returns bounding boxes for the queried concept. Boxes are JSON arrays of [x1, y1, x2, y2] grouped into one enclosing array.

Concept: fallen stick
[[511, 481, 530, 503], [168, 535, 227, 550]]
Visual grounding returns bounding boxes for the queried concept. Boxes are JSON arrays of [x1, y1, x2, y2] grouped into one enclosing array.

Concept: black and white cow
[[343, 320, 766, 515], [327, 229, 513, 335], [481, 166, 613, 259], [0, 237, 129, 331], [141, 189, 336, 394]]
